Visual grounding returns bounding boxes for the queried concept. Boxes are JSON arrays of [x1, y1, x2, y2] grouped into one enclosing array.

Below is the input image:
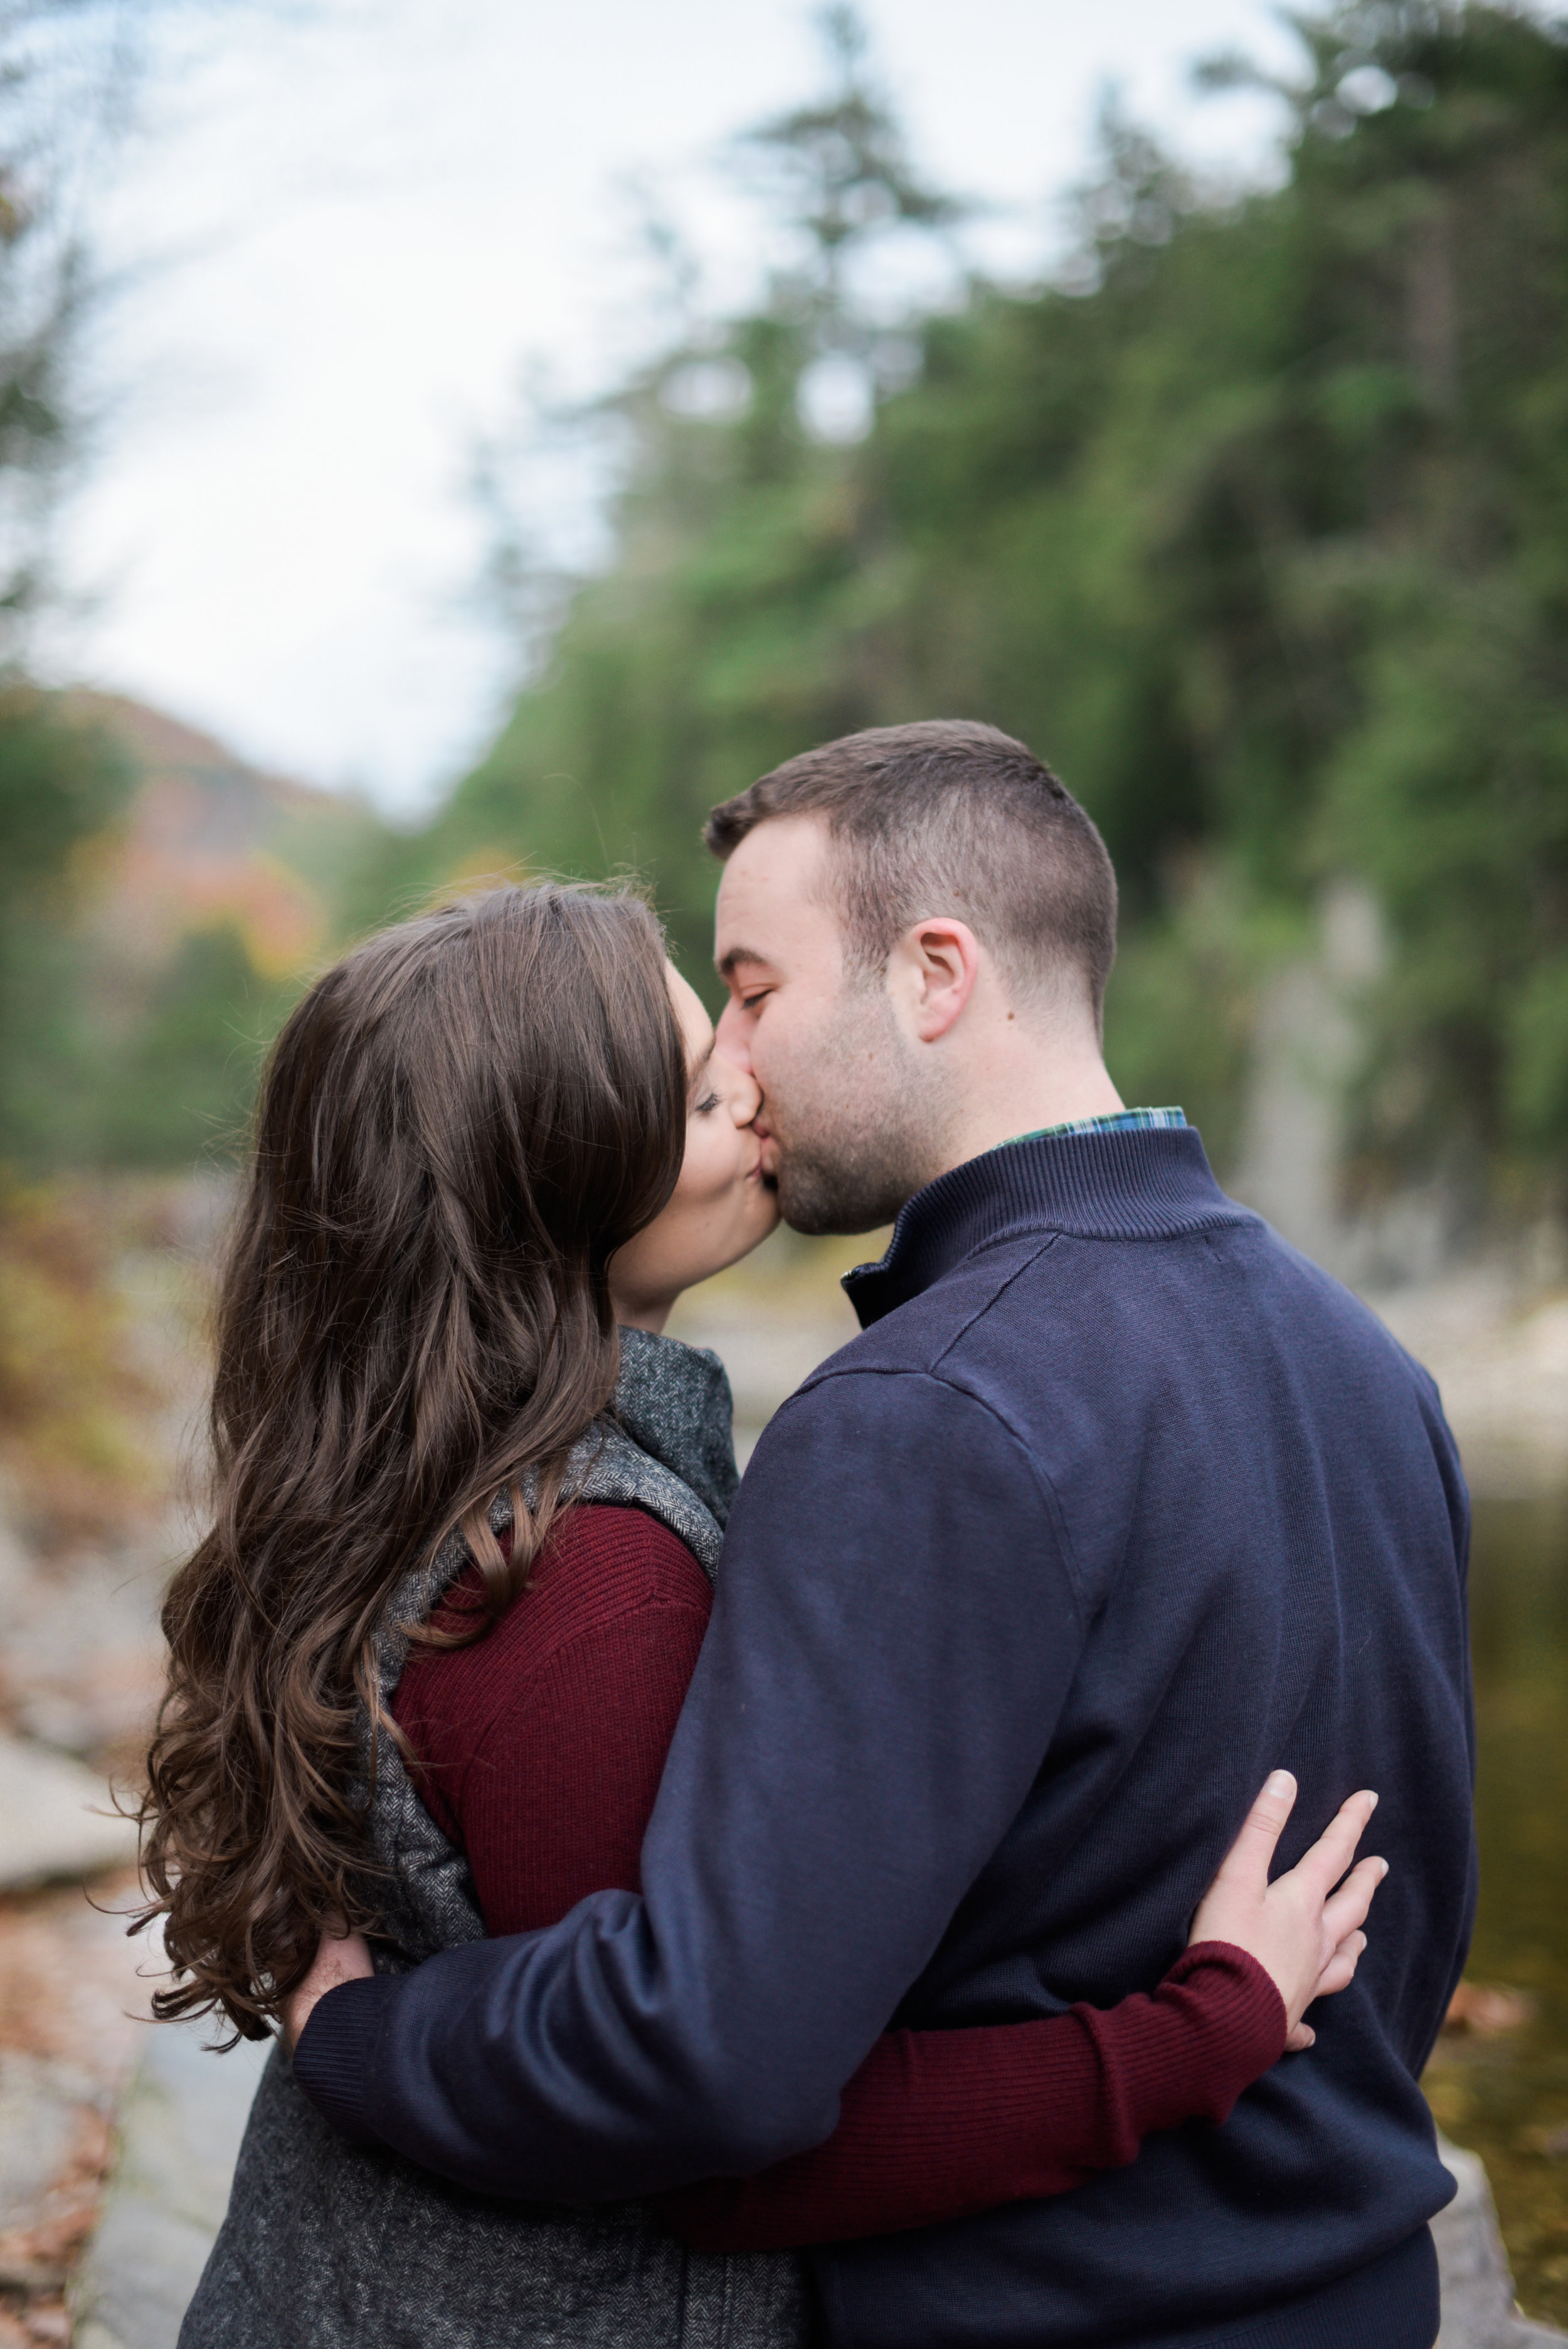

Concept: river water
[[1424, 1492, 1568, 2328]]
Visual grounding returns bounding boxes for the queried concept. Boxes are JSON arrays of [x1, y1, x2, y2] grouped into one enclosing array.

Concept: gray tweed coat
[[178, 1330, 816, 2349]]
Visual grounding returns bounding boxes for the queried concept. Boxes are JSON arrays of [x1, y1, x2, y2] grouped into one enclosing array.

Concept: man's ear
[[889, 917, 982, 1042]]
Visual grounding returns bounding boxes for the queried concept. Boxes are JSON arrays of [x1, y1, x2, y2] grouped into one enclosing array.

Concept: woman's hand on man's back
[[1189, 1774, 1386, 2050], [283, 1921, 375, 2055]]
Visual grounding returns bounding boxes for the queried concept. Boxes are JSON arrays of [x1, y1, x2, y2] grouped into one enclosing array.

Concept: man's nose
[[714, 997, 754, 1075], [728, 1064, 763, 1127]]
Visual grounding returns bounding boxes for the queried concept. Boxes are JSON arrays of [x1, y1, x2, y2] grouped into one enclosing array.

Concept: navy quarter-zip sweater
[[297, 1128, 1475, 2349]]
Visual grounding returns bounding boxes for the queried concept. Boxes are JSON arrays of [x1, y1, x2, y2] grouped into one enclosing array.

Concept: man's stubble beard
[[766, 980, 945, 1239]]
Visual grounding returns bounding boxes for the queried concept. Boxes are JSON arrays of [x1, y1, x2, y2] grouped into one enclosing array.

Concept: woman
[[139, 884, 1382, 2349]]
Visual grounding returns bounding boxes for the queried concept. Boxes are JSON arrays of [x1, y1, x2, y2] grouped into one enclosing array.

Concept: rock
[[0, 2052, 114, 2293], [1436, 2135, 1566, 2346], [0, 1534, 168, 1764], [0, 1509, 34, 1629], [0, 2057, 87, 2234], [70, 2023, 269, 2349], [0, 1737, 138, 1892]]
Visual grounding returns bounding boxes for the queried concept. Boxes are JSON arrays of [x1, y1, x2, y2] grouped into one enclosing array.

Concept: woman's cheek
[[686, 1125, 728, 1206]]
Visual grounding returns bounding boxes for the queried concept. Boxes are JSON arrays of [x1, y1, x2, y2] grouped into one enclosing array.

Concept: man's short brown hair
[[704, 719, 1118, 1020]]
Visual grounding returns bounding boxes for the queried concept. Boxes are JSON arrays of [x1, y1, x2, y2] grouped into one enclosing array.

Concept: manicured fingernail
[[1367, 1791, 1378, 1810], [1378, 1859, 1390, 1877], [1266, 1769, 1293, 1798]]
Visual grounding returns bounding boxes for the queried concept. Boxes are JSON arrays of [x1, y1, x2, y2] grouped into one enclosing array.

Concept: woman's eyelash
[[693, 1091, 721, 1115]]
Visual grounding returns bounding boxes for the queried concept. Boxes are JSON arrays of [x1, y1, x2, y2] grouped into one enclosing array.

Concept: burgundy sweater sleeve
[[393, 1507, 712, 1932], [654, 1943, 1285, 2249], [393, 1507, 1287, 2252]]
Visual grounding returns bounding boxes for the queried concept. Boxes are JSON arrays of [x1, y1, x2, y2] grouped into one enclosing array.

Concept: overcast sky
[[48, 0, 1310, 813]]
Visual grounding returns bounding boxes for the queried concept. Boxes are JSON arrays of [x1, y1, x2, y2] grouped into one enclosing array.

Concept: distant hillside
[[69, 694, 347, 985], [0, 691, 388, 1170]]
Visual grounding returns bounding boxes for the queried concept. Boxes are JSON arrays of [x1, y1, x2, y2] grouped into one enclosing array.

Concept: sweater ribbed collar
[[842, 1125, 1255, 1328]]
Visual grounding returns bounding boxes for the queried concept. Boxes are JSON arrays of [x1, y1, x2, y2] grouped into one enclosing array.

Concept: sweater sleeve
[[653, 1943, 1286, 2250], [391, 1509, 714, 1936], [440, 1603, 713, 1934], [387, 1513, 1288, 2251]]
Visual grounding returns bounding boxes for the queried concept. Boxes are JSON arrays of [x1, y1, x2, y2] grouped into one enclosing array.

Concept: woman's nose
[[729, 1066, 763, 1125]]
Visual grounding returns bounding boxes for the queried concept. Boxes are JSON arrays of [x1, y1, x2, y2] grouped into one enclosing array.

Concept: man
[[294, 721, 1474, 2348]]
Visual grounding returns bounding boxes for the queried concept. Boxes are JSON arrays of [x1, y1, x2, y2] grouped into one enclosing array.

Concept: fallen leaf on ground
[[1443, 1981, 1536, 2035]]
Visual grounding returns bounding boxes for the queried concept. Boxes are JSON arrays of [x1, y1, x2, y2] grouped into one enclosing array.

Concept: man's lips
[[750, 1107, 781, 1181]]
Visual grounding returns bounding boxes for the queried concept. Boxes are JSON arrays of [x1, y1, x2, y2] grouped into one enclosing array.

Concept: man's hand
[[283, 1921, 375, 2055], [1189, 1772, 1387, 2050]]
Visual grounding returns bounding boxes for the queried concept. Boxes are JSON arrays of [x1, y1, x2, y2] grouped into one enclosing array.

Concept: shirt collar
[[1002, 1105, 1187, 1148], [842, 1118, 1249, 1329]]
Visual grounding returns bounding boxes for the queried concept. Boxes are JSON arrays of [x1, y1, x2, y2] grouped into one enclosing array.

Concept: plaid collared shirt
[[1003, 1106, 1187, 1148]]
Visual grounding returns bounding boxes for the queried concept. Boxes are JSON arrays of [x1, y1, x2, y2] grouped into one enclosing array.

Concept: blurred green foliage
[[0, 691, 131, 1164], [402, 0, 1568, 1201], [95, 924, 284, 1169], [0, 692, 302, 1171], [0, 689, 125, 889]]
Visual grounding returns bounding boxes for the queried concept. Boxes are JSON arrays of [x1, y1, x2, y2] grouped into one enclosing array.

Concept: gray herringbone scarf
[[179, 1329, 815, 2349], [359, 1325, 739, 1966]]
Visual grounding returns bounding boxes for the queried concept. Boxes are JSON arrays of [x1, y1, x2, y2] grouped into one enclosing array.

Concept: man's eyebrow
[[717, 945, 770, 981]]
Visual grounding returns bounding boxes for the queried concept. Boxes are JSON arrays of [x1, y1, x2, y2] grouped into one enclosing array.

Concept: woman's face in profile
[[607, 963, 780, 1330]]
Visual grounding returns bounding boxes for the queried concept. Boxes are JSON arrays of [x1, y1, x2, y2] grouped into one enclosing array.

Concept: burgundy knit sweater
[[392, 1503, 1286, 2252]]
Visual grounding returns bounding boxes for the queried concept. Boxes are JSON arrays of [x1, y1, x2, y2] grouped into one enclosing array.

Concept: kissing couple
[[143, 721, 1474, 2349]]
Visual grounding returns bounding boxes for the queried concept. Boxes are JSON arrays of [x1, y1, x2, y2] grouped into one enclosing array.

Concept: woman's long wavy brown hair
[[137, 884, 687, 2041]]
